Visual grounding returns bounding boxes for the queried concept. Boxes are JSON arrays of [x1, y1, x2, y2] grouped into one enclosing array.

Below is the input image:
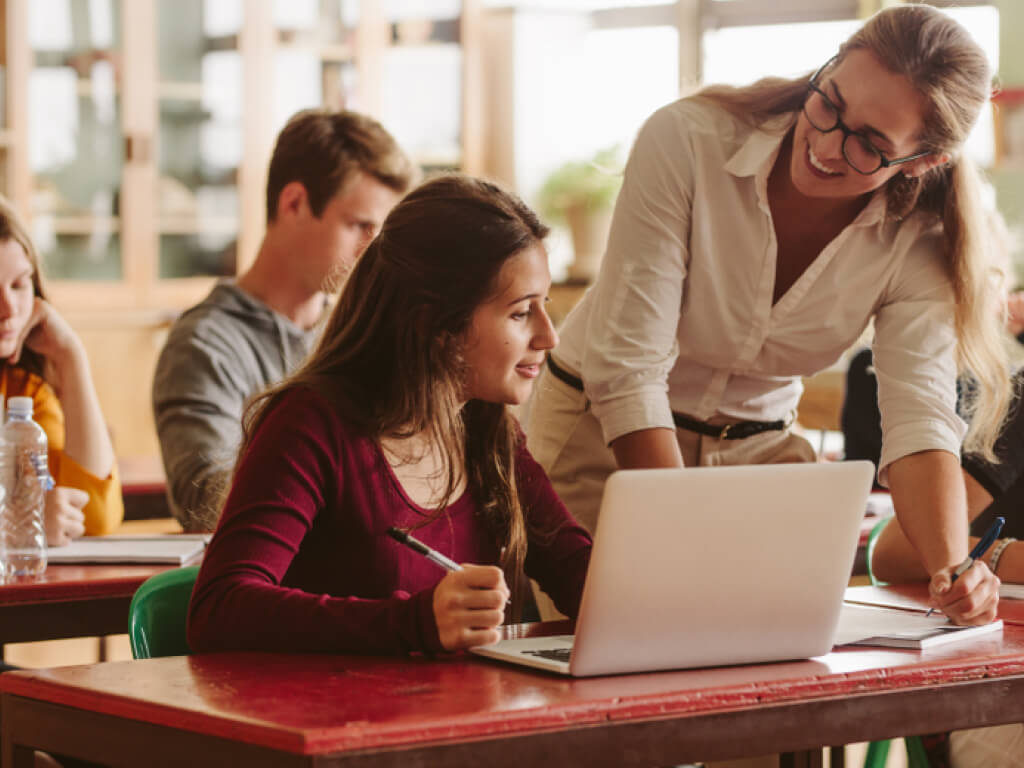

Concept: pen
[[387, 527, 463, 573], [926, 515, 1005, 617]]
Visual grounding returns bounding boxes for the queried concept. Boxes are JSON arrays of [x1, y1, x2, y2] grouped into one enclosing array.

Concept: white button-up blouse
[[552, 97, 966, 480]]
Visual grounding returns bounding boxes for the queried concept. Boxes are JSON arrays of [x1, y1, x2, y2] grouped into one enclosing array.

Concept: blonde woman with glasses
[[523, 4, 1009, 636]]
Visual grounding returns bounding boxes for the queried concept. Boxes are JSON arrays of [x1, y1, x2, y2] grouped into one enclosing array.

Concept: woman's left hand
[[12, 298, 80, 365], [44, 486, 88, 547], [928, 560, 1000, 625]]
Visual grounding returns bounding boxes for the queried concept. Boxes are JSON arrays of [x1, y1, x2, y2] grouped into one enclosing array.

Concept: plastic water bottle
[[0, 396, 51, 577]]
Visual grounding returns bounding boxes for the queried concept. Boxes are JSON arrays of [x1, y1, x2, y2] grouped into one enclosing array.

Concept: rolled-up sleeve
[[873, 231, 966, 485], [582, 104, 695, 446]]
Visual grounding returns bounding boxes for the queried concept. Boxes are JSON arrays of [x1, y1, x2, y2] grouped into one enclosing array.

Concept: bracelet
[[989, 537, 1017, 576]]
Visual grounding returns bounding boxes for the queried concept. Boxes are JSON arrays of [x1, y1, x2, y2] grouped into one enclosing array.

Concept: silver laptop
[[472, 461, 874, 676]]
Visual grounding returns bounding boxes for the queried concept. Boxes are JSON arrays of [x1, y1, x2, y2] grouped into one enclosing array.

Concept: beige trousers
[[521, 366, 816, 537], [522, 367, 808, 768]]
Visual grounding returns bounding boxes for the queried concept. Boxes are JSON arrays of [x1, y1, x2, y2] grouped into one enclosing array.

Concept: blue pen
[[926, 515, 1005, 617]]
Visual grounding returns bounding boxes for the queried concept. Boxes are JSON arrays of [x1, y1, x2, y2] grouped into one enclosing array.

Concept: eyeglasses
[[803, 59, 930, 175]]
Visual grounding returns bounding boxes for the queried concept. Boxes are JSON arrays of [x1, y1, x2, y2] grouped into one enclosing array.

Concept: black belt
[[546, 354, 788, 441], [669, 411, 788, 440], [547, 354, 584, 392]]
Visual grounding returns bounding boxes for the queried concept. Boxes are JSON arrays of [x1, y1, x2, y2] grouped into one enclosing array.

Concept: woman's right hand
[[432, 564, 510, 650], [44, 486, 87, 546], [928, 560, 1000, 626]]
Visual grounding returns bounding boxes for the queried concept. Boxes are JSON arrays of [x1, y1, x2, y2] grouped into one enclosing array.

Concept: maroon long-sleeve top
[[187, 387, 592, 655]]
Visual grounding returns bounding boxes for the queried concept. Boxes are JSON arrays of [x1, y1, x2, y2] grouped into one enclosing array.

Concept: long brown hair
[[241, 174, 550, 609], [0, 195, 48, 379], [696, 4, 1010, 459]]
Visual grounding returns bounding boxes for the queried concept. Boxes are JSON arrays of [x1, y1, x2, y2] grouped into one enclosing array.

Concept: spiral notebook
[[46, 535, 210, 565]]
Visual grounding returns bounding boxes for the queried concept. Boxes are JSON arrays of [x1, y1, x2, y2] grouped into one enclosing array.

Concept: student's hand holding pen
[[432, 565, 510, 651], [386, 528, 510, 650], [928, 561, 999, 625], [928, 517, 1004, 625]]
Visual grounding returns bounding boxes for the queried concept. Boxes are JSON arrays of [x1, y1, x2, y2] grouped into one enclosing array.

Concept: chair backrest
[[128, 565, 200, 659], [865, 517, 892, 587]]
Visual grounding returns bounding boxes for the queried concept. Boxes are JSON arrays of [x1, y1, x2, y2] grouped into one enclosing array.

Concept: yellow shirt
[[0, 365, 123, 535]]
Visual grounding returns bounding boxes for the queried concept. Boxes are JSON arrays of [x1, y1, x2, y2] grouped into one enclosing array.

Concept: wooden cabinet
[[0, 0, 480, 458]]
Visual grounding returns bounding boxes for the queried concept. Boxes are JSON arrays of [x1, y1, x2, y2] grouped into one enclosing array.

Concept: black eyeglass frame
[[804, 58, 931, 175]]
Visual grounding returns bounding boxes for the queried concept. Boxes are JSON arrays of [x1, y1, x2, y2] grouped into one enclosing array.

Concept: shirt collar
[[723, 113, 793, 180], [724, 111, 888, 229]]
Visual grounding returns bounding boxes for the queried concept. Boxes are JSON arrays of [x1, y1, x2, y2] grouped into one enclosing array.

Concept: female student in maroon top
[[188, 175, 592, 655]]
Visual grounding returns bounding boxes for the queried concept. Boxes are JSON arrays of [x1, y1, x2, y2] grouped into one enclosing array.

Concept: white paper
[[47, 534, 209, 565], [999, 583, 1024, 600], [835, 603, 1003, 649]]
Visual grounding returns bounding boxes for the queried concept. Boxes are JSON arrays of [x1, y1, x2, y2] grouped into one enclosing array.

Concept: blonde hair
[[696, 4, 1009, 460]]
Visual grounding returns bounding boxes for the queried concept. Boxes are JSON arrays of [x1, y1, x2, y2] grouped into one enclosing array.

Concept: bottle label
[[29, 453, 53, 490]]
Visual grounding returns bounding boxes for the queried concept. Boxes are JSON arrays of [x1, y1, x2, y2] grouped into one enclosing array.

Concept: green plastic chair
[[864, 515, 891, 588], [862, 516, 931, 768], [128, 565, 200, 659]]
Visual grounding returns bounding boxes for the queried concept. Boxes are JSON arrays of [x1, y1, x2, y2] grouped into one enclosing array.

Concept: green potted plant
[[537, 146, 622, 283]]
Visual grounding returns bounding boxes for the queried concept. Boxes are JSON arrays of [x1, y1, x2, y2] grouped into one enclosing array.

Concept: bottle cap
[[7, 396, 33, 417]]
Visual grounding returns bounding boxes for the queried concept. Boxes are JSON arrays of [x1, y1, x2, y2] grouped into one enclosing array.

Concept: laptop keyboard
[[523, 647, 572, 663]]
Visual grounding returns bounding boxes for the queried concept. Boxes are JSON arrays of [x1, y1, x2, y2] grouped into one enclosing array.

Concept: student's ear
[[903, 152, 951, 180], [276, 181, 311, 221]]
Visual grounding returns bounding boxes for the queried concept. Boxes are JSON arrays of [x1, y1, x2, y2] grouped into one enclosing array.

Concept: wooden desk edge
[[6, 675, 1024, 766], [4, 649, 1024, 756]]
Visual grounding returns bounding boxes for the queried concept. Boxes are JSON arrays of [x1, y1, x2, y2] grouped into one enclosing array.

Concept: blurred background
[[0, 0, 1017, 461]]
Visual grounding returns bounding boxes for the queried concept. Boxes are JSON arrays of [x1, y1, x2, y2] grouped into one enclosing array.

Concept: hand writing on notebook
[[433, 565, 510, 650], [929, 560, 1000, 626]]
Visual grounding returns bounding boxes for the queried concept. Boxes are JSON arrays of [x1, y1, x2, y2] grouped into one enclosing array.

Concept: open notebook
[[835, 603, 1003, 649], [844, 583, 1024, 628], [46, 535, 210, 565]]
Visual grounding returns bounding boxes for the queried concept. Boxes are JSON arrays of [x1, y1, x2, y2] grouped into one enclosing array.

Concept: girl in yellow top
[[0, 197, 122, 543]]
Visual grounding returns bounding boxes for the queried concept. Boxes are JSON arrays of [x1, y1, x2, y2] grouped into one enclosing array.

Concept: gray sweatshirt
[[152, 281, 321, 531]]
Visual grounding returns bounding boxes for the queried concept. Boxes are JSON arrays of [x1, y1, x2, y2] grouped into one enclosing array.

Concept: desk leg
[[10, 746, 35, 768], [1, 695, 34, 768], [780, 750, 823, 768]]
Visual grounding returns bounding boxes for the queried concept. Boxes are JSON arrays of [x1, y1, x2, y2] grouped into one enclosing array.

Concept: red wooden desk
[[0, 564, 173, 645], [3, 590, 1024, 767], [118, 455, 169, 520]]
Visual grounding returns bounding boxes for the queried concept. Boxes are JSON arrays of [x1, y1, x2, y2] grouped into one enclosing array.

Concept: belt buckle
[[719, 423, 734, 440]]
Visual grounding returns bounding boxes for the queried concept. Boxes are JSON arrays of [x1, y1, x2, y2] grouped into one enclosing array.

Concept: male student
[[153, 109, 414, 531]]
